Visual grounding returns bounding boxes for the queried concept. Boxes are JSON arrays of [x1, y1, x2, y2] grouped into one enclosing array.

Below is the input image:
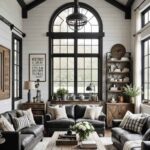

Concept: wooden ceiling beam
[[16, 0, 26, 8], [105, 0, 127, 12], [26, 0, 46, 11], [126, 0, 135, 8]]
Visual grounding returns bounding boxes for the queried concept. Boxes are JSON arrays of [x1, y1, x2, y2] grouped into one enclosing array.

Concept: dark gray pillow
[[65, 105, 75, 118], [75, 105, 86, 119]]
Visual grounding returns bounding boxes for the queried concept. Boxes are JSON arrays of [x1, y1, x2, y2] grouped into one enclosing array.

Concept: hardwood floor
[[105, 129, 112, 137]]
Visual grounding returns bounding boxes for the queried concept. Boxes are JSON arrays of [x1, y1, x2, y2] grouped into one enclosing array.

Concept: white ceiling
[[23, 0, 129, 6]]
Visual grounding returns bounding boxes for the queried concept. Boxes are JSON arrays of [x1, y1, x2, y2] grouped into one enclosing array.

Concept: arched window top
[[50, 3, 103, 33]]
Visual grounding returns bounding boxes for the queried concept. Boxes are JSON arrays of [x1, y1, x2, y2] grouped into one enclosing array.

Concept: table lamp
[[24, 81, 35, 102]]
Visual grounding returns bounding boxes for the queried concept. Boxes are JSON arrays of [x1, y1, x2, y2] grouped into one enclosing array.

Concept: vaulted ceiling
[[17, 0, 135, 19]]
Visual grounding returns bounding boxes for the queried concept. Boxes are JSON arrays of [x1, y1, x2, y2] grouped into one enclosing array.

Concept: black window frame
[[48, 2, 104, 100], [141, 36, 150, 101], [141, 6, 150, 27], [12, 33, 22, 106]]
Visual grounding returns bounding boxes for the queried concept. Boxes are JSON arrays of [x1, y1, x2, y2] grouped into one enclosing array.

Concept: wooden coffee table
[[46, 131, 106, 150]]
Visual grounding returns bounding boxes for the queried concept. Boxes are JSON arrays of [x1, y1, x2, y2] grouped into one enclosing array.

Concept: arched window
[[48, 3, 104, 99]]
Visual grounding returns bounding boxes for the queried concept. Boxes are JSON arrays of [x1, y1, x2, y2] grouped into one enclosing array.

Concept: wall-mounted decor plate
[[111, 44, 126, 59]]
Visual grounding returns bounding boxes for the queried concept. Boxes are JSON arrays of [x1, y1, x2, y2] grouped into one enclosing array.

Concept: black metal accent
[[26, 0, 46, 11], [0, 15, 26, 37], [141, 6, 150, 28], [48, 2, 104, 100], [12, 33, 23, 110], [141, 37, 150, 101]]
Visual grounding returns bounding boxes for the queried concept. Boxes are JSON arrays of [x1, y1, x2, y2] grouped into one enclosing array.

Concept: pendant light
[[66, 0, 88, 30]]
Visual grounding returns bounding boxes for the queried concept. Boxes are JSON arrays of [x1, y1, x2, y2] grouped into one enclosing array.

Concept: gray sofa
[[0, 110, 44, 150], [45, 105, 106, 136], [112, 117, 150, 150]]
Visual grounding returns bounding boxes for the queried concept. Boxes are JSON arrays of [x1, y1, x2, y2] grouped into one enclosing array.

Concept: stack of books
[[80, 141, 97, 149]]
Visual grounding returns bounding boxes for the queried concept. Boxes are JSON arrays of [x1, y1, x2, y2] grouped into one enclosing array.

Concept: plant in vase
[[56, 88, 68, 100], [123, 84, 141, 103], [70, 121, 95, 141]]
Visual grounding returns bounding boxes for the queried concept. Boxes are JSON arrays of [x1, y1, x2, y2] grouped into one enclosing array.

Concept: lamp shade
[[24, 81, 35, 90]]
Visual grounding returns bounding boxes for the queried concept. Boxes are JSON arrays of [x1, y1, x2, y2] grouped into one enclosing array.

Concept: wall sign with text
[[29, 54, 46, 82]]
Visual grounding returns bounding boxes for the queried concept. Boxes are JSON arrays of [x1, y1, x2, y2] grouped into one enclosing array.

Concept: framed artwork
[[29, 53, 46, 82], [0, 45, 10, 100]]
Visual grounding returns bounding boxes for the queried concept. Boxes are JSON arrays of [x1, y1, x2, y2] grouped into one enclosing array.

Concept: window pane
[[92, 70, 98, 81], [53, 46, 60, 53], [78, 70, 84, 81], [144, 84, 148, 99], [68, 70, 74, 81], [53, 58, 60, 68], [145, 56, 148, 68], [144, 69, 148, 83], [54, 82, 60, 92], [92, 58, 98, 68], [85, 70, 91, 81], [68, 58, 74, 69], [78, 82, 84, 93], [78, 58, 84, 69], [54, 70, 60, 81], [61, 58, 67, 69], [68, 82, 74, 93], [61, 70, 67, 81], [85, 58, 91, 68]]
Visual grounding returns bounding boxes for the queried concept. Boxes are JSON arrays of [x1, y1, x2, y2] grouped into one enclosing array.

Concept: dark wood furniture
[[106, 103, 134, 127], [22, 102, 46, 116], [50, 100, 101, 105]]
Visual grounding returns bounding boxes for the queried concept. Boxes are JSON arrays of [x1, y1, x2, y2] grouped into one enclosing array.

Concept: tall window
[[49, 3, 104, 99], [142, 6, 150, 27], [142, 37, 150, 101], [12, 33, 22, 102]]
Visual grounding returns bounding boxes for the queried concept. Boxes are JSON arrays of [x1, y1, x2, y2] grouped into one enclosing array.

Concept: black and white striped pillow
[[13, 115, 30, 131], [123, 116, 147, 134]]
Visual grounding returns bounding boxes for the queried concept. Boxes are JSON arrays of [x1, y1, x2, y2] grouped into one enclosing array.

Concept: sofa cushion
[[123, 116, 147, 134], [47, 105, 59, 119], [21, 134, 34, 149], [54, 107, 68, 120], [13, 115, 31, 131], [65, 105, 74, 118], [76, 118, 105, 128], [141, 116, 150, 135], [21, 125, 44, 137], [75, 105, 86, 119], [112, 127, 133, 141], [46, 118, 75, 128], [120, 133, 142, 145], [83, 107, 96, 120], [1, 112, 12, 124], [17, 108, 36, 125], [143, 128, 150, 140]]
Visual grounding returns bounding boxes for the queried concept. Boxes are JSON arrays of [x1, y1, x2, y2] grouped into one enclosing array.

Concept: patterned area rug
[[33, 137, 117, 150]]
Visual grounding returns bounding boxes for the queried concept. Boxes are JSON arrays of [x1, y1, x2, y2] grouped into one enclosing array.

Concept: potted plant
[[56, 88, 68, 100], [123, 84, 141, 103]]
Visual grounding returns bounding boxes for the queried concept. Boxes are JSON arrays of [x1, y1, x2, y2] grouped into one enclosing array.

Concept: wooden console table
[[50, 100, 102, 105], [22, 102, 46, 116]]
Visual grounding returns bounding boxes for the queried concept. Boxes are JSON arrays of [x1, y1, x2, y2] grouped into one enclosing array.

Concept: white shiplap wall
[[0, 0, 22, 113], [23, 0, 131, 102]]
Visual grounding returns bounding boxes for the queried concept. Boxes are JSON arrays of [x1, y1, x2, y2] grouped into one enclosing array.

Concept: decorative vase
[[130, 97, 135, 104], [78, 132, 89, 141]]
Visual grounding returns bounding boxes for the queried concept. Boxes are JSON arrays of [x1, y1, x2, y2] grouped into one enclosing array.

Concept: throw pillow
[[17, 108, 36, 125], [123, 115, 147, 134], [119, 111, 142, 128], [13, 115, 30, 131], [54, 107, 68, 120], [94, 106, 103, 119], [47, 105, 59, 119], [83, 107, 96, 120], [0, 115, 15, 131]]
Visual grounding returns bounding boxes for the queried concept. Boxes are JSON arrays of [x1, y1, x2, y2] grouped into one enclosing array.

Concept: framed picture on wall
[[29, 53, 46, 82]]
